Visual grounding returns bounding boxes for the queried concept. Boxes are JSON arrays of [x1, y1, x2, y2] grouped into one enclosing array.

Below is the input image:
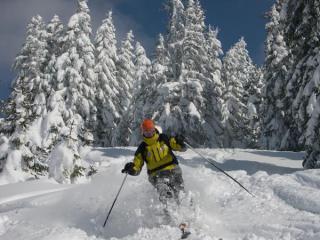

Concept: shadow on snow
[[92, 147, 136, 159], [248, 150, 305, 161], [179, 156, 303, 176]]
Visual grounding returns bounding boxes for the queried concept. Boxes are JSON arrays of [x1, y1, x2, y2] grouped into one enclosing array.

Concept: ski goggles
[[143, 128, 156, 138]]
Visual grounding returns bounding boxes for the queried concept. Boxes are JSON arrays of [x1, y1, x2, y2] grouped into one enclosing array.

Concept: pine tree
[[142, 34, 171, 122], [56, 0, 97, 139], [285, 0, 320, 151], [261, 0, 320, 168], [150, 34, 170, 86], [0, 15, 50, 178], [50, 0, 97, 182], [166, 0, 185, 81], [146, 39, 180, 135], [6, 16, 48, 134], [260, 2, 292, 150], [222, 38, 256, 148], [113, 42, 151, 146], [204, 26, 225, 147], [145, 34, 171, 116], [44, 15, 65, 94], [144, 0, 186, 137], [247, 67, 264, 147], [95, 11, 120, 146], [283, 0, 320, 168], [175, 0, 211, 145], [115, 30, 135, 113], [147, 0, 217, 146], [41, 15, 66, 151], [134, 42, 152, 91], [25, 15, 66, 169], [128, 42, 152, 145], [112, 31, 136, 146]]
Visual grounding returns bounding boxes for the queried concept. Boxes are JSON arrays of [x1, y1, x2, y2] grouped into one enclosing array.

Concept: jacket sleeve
[[169, 136, 187, 152], [132, 144, 145, 175]]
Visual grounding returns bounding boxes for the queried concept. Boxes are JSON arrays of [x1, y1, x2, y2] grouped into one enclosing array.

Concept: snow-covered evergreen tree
[[29, 15, 65, 157], [44, 15, 65, 94], [95, 11, 120, 146], [115, 31, 135, 112], [0, 15, 50, 179], [145, 34, 171, 116], [40, 15, 66, 151], [150, 34, 170, 87], [203, 26, 225, 147], [112, 31, 136, 146], [147, 0, 187, 138], [247, 67, 264, 147], [134, 42, 151, 91], [222, 38, 256, 148], [49, 0, 97, 182], [166, 0, 185, 82], [126, 42, 152, 145], [56, 0, 97, 134], [284, 0, 320, 152], [283, 0, 320, 168], [23, 15, 66, 171], [113, 42, 152, 146], [261, 0, 320, 168], [142, 34, 171, 123], [148, 0, 219, 146], [260, 2, 292, 150], [6, 16, 48, 134], [176, 0, 212, 145]]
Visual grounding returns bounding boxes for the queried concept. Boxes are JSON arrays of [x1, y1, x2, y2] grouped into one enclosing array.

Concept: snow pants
[[148, 165, 184, 204]]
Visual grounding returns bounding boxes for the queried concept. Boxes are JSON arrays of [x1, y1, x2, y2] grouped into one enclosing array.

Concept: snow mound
[[110, 225, 218, 240], [273, 170, 320, 214], [48, 142, 75, 183], [41, 227, 101, 240], [110, 226, 181, 240], [0, 215, 11, 236], [0, 149, 29, 185], [2, 147, 320, 240]]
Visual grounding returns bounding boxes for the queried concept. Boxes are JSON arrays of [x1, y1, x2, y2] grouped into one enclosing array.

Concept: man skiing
[[121, 119, 186, 204]]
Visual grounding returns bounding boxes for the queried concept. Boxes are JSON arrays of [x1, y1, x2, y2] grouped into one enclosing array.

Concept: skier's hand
[[175, 134, 185, 145], [175, 134, 187, 151], [121, 162, 135, 175]]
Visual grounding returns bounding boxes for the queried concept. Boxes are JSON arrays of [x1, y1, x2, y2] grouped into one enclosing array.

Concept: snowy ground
[[1, 147, 320, 240]]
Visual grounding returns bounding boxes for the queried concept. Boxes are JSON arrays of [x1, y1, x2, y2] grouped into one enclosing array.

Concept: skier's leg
[[170, 166, 185, 201], [149, 174, 174, 204], [157, 176, 174, 204], [149, 174, 175, 223]]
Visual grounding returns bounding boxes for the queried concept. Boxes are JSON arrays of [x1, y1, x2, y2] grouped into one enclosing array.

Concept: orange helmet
[[141, 119, 155, 132]]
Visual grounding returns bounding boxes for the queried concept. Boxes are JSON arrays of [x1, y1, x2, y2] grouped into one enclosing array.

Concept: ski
[[179, 223, 191, 239]]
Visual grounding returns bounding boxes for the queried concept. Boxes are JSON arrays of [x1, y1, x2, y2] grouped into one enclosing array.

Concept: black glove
[[121, 162, 135, 175], [175, 134, 186, 146]]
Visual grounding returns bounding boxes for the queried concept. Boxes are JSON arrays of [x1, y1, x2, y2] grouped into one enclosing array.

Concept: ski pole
[[184, 141, 255, 197], [103, 173, 128, 228]]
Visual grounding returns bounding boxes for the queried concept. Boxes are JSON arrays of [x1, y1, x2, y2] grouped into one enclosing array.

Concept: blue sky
[[0, 0, 275, 101]]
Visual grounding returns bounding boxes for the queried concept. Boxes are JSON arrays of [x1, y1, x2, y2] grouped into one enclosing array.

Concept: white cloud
[[0, 0, 154, 64], [0, 0, 155, 93], [0, 0, 75, 65]]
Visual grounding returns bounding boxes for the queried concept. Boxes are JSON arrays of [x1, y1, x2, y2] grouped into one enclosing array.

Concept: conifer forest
[[1, 0, 320, 183]]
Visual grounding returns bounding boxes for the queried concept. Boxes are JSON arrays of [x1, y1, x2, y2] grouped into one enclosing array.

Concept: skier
[[121, 119, 186, 204]]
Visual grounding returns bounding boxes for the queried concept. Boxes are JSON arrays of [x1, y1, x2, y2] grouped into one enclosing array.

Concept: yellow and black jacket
[[132, 132, 185, 176]]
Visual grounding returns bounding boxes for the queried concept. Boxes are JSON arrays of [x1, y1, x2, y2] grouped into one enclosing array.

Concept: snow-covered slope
[[0, 147, 319, 240]]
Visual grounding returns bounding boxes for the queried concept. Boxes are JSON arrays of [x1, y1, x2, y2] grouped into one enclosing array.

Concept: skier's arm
[[132, 152, 144, 175], [131, 143, 146, 175], [122, 144, 145, 176], [169, 135, 187, 152]]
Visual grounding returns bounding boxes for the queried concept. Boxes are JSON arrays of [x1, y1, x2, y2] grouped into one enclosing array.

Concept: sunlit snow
[[0, 147, 318, 240]]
